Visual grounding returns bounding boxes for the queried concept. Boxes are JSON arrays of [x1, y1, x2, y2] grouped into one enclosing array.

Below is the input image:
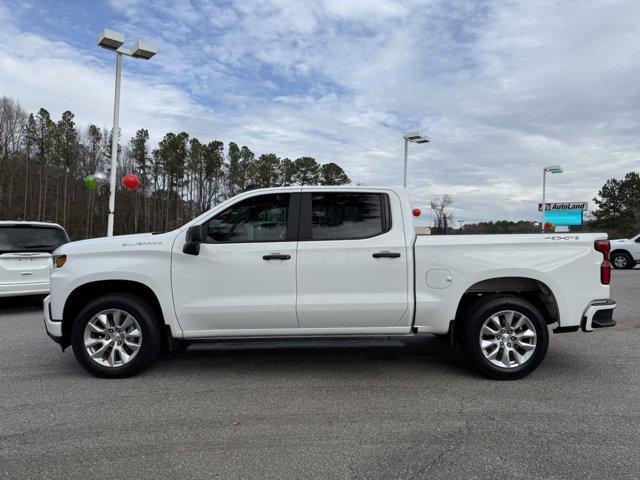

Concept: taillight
[[594, 240, 611, 285]]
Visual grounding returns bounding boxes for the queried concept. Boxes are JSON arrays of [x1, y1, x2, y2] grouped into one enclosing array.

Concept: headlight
[[52, 255, 67, 268]]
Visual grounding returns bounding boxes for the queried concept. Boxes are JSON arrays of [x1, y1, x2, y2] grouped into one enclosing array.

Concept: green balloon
[[84, 175, 97, 190]]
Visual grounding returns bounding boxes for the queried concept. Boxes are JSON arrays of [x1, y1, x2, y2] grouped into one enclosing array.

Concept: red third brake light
[[594, 239, 611, 285]]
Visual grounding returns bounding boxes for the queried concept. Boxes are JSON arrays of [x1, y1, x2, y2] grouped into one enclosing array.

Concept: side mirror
[[183, 225, 204, 255]]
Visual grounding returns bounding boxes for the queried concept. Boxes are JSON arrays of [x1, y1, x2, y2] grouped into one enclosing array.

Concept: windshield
[[0, 226, 70, 254]]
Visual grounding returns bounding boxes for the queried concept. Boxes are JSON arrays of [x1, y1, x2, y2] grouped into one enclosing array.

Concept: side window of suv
[[205, 194, 290, 243], [310, 192, 390, 240]]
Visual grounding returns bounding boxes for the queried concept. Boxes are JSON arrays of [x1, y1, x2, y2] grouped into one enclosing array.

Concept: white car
[[43, 186, 616, 380], [0, 221, 70, 297], [609, 234, 640, 269]]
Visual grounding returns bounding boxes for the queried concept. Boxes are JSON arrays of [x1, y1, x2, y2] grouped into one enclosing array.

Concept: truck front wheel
[[459, 296, 549, 380], [71, 293, 162, 378], [611, 251, 634, 269]]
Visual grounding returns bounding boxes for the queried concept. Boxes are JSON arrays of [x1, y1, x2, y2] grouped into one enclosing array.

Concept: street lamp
[[97, 29, 157, 237], [541, 165, 563, 232], [403, 131, 430, 188]]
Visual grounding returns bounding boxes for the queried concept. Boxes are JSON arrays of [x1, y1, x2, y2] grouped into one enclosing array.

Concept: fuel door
[[426, 269, 453, 289]]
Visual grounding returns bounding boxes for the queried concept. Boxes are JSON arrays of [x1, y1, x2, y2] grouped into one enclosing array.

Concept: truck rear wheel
[[71, 293, 161, 378], [459, 295, 549, 380]]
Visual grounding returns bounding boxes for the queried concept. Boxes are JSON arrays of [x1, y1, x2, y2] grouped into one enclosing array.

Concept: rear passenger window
[[311, 193, 390, 240]]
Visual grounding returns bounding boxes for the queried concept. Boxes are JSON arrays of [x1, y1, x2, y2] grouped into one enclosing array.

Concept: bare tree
[[0, 96, 27, 159], [430, 194, 454, 231], [0, 97, 27, 217]]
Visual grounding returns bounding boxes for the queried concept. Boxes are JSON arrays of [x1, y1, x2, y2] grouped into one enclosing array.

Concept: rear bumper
[[0, 281, 49, 298], [43, 295, 63, 339], [581, 299, 617, 332]]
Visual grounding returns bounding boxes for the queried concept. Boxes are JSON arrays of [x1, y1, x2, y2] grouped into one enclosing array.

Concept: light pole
[[97, 29, 157, 236], [403, 131, 430, 188], [541, 165, 563, 232]]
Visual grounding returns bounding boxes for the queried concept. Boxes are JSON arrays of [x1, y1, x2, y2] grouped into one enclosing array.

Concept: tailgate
[[0, 252, 52, 284]]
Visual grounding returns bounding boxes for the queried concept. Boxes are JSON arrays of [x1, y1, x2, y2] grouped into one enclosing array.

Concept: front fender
[[49, 253, 182, 337]]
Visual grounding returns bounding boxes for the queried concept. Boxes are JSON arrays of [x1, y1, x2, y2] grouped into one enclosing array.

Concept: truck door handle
[[372, 251, 401, 258], [263, 254, 291, 261]]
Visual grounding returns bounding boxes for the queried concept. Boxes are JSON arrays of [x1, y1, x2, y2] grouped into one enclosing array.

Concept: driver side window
[[205, 194, 290, 243]]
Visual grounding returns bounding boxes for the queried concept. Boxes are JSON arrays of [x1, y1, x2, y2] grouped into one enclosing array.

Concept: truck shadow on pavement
[[150, 337, 472, 379], [0, 295, 45, 314]]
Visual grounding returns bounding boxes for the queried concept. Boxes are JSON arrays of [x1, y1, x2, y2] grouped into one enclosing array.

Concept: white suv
[[610, 234, 640, 269], [0, 221, 70, 297]]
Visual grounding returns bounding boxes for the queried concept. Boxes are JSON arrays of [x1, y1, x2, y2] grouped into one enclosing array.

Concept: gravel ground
[[0, 270, 638, 479]]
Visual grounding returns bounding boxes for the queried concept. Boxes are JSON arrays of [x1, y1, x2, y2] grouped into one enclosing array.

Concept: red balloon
[[412, 208, 421, 217], [122, 173, 140, 189], [544, 221, 553, 230]]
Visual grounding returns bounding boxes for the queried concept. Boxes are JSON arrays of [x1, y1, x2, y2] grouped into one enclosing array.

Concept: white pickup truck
[[44, 186, 616, 380]]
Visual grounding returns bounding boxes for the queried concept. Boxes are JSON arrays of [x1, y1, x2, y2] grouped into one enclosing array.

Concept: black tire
[[611, 251, 634, 270], [71, 293, 162, 378], [458, 295, 549, 380]]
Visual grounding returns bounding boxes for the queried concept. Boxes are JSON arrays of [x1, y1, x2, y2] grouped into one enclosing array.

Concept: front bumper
[[0, 281, 49, 298], [581, 299, 617, 332], [43, 295, 63, 340]]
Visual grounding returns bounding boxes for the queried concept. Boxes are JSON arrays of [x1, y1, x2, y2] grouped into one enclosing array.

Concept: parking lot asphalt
[[0, 270, 639, 479]]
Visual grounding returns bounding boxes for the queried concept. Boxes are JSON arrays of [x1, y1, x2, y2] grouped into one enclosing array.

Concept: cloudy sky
[[0, 0, 638, 223]]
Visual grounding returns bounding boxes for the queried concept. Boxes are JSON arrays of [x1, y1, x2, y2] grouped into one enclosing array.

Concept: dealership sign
[[544, 210, 584, 226], [538, 201, 588, 226], [538, 202, 588, 211]]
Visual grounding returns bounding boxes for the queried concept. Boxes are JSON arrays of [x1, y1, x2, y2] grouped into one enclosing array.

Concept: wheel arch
[[454, 276, 560, 329], [61, 280, 167, 349], [610, 248, 631, 256]]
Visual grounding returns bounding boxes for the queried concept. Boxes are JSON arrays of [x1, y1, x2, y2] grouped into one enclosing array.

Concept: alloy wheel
[[613, 255, 628, 268], [83, 309, 142, 367], [478, 310, 537, 369]]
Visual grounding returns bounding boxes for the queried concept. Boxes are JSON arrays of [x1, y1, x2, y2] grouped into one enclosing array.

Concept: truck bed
[[412, 233, 609, 334]]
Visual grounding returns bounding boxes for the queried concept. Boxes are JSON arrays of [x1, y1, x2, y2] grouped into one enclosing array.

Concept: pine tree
[[226, 142, 241, 197], [293, 156, 320, 185], [22, 113, 36, 219], [320, 162, 350, 185], [56, 111, 79, 227], [253, 153, 281, 188], [34, 108, 56, 221], [238, 145, 255, 191], [203, 140, 224, 210], [279, 158, 296, 186], [187, 137, 204, 218], [130, 129, 150, 230]]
